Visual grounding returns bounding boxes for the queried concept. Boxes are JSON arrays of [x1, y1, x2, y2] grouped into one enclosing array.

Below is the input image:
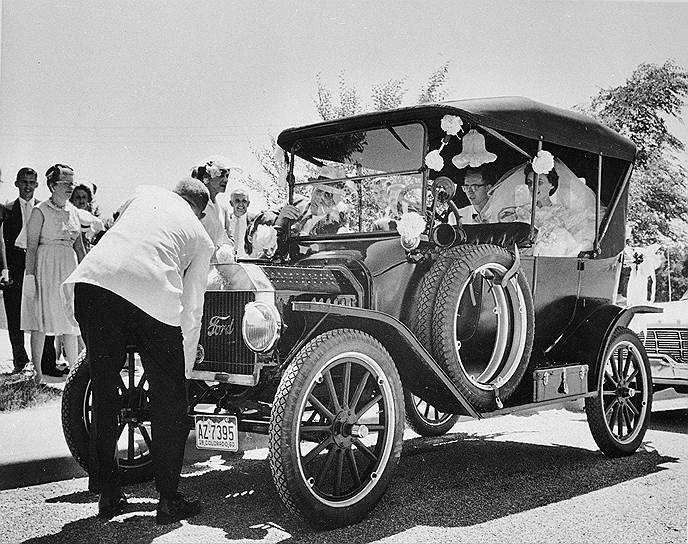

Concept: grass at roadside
[[0, 374, 62, 411]]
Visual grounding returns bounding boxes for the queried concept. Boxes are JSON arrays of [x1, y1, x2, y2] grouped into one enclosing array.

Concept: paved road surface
[[0, 395, 685, 543]]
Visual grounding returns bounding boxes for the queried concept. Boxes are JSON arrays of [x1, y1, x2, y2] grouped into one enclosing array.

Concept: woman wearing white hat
[[191, 155, 242, 262]]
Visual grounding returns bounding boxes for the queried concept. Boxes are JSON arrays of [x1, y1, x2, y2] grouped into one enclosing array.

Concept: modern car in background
[[629, 291, 688, 393]]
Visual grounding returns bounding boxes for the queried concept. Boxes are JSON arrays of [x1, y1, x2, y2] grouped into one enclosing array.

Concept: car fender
[[289, 301, 480, 418], [546, 300, 662, 385]]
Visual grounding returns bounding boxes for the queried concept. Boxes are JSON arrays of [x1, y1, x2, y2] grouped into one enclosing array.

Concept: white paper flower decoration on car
[[440, 115, 464, 136], [425, 115, 465, 172], [252, 224, 278, 258], [396, 211, 426, 251], [451, 129, 498, 168], [215, 243, 235, 264], [532, 150, 555, 174], [424, 149, 445, 172]]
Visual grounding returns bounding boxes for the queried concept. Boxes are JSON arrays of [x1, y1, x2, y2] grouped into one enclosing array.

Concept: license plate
[[194, 414, 239, 451]]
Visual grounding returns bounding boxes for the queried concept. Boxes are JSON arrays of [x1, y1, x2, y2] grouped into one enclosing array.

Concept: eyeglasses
[[462, 184, 487, 192]]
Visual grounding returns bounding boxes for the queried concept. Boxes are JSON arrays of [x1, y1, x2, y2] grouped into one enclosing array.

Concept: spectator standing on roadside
[[227, 186, 256, 259], [191, 155, 241, 262], [20, 165, 85, 384], [70, 182, 104, 252], [0, 167, 59, 376], [64, 179, 213, 523]]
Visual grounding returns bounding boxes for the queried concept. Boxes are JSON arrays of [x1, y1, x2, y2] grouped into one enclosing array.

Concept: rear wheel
[[432, 245, 535, 411], [269, 329, 404, 528], [403, 389, 459, 436], [585, 327, 652, 457], [61, 348, 154, 483]]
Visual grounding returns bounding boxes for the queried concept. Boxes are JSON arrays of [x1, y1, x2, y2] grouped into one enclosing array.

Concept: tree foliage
[[250, 63, 451, 206], [582, 60, 688, 300], [585, 60, 688, 167], [315, 73, 362, 121], [417, 62, 450, 105], [655, 245, 688, 301], [313, 62, 450, 121], [628, 158, 688, 245]]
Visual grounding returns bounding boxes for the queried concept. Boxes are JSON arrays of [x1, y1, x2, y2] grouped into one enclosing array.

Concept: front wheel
[[403, 389, 459, 437], [269, 329, 404, 528], [60, 349, 154, 483], [585, 327, 652, 457]]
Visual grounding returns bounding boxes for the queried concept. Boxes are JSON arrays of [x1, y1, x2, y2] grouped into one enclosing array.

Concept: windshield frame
[[284, 121, 430, 239]]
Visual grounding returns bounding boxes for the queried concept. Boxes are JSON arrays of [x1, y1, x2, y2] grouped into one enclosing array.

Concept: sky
[[1, 0, 687, 216]]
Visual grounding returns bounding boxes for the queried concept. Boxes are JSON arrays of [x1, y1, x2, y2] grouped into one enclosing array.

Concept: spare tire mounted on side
[[418, 244, 535, 411]]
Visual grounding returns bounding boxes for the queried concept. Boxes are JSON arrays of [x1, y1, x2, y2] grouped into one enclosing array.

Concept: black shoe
[[98, 490, 128, 519], [155, 492, 201, 525], [44, 367, 69, 377], [12, 360, 29, 374]]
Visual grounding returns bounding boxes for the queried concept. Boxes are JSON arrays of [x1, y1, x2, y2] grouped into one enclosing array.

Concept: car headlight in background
[[242, 301, 281, 352]]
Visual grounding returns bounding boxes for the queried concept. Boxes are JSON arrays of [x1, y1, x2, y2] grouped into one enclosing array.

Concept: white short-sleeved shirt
[[449, 204, 484, 225], [64, 185, 214, 370]]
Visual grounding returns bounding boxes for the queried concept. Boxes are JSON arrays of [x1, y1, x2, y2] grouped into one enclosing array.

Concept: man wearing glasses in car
[[456, 167, 494, 225]]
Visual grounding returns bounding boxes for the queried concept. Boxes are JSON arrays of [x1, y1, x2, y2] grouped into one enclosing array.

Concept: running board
[[482, 391, 597, 419]]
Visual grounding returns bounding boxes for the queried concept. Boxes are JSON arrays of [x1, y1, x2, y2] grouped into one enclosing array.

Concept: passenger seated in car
[[371, 181, 424, 231], [449, 167, 494, 225], [511, 163, 595, 256], [254, 165, 349, 240]]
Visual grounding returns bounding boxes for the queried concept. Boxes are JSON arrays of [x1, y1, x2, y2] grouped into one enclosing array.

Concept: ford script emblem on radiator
[[207, 315, 235, 337]]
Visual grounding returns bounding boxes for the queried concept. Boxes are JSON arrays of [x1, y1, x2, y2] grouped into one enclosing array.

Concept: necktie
[[22, 200, 33, 226]]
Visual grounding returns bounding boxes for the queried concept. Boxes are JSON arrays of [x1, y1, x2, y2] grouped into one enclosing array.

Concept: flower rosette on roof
[[440, 114, 463, 136], [532, 150, 555, 174], [425, 115, 465, 172], [396, 211, 426, 251]]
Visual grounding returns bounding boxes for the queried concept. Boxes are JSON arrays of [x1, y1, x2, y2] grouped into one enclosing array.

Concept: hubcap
[[296, 352, 396, 507], [601, 340, 648, 443], [84, 358, 152, 469]]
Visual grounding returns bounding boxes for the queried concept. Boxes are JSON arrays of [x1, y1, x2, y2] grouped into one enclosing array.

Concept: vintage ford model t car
[[62, 96, 659, 528]]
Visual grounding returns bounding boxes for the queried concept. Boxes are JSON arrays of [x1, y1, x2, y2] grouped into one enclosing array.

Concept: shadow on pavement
[[23, 430, 679, 544], [649, 408, 688, 434]]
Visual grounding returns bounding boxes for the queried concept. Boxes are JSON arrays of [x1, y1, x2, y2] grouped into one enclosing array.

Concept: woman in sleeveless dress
[[20, 164, 85, 384]]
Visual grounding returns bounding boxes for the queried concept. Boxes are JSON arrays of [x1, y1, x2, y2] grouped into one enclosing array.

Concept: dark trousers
[[2, 278, 56, 372], [74, 283, 189, 499]]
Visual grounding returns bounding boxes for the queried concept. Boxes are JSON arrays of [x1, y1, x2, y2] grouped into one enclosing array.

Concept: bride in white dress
[[481, 157, 596, 257]]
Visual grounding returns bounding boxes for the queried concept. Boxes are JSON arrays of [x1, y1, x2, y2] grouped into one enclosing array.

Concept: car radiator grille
[[195, 291, 256, 374], [639, 329, 688, 365]]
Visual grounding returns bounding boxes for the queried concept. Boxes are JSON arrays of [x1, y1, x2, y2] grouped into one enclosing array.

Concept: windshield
[[289, 123, 426, 237]]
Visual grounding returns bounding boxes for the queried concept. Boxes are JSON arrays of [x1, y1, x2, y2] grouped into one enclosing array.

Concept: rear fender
[[546, 300, 662, 386], [289, 301, 480, 418]]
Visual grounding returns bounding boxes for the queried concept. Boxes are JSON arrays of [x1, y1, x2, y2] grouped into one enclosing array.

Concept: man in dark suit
[[0, 167, 58, 375]]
